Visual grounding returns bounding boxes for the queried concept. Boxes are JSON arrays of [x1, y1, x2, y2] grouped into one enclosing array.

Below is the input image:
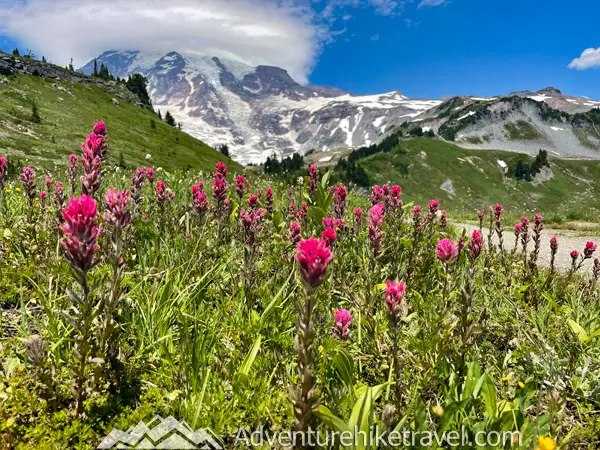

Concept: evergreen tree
[[150, 119, 156, 130], [158, 110, 162, 120], [12, 48, 20, 57], [69, 58, 74, 72], [164, 111, 176, 127], [41, 56, 47, 63], [125, 73, 151, 106], [93, 59, 99, 77], [220, 144, 230, 158], [30, 101, 41, 124], [98, 63, 110, 80]]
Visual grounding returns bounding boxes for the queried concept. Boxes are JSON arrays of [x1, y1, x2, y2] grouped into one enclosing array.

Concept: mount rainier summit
[[82, 50, 440, 163]]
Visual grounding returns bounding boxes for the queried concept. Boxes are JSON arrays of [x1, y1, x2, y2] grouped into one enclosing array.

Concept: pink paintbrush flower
[[584, 241, 597, 259], [247, 194, 259, 209], [296, 238, 333, 292], [215, 161, 228, 180], [289, 221, 302, 244], [60, 195, 101, 272], [468, 230, 483, 260], [265, 187, 273, 214], [145, 168, 155, 183], [103, 188, 131, 229], [371, 185, 384, 205], [321, 227, 337, 247], [436, 238, 458, 263], [354, 207, 362, 229], [92, 120, 107, 136], [385, 280, 407, 316], [308, 164, 319, 198], [333, 309, 352, 341], [333, 184, 347, 218]]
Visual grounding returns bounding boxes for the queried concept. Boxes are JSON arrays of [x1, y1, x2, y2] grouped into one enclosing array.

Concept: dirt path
[[456, 223, 599, 275]]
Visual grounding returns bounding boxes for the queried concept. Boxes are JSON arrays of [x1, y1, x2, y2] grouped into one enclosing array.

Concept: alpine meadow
[[1, 3, 600, 449]]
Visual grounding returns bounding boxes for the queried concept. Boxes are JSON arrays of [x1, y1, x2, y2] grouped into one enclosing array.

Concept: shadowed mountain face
[[81, 51, 440, 163]]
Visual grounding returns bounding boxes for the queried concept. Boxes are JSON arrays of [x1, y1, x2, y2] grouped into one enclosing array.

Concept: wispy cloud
[[0, 0, 325, 83], [568, 47, 600, 70], [370, 33, 380, 41], [368, 0, 403, 16], [418, 0, 447, 8]]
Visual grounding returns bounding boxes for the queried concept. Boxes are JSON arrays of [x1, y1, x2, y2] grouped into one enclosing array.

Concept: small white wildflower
[[145, 154, 152, 160]]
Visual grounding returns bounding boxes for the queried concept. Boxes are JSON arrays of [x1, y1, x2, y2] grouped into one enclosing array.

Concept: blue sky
[[0, 0, 599, 99]]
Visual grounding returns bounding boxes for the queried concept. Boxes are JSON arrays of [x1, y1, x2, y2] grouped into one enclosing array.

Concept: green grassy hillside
[[0, 74, 240, 172], [358, 138, 600, 219]]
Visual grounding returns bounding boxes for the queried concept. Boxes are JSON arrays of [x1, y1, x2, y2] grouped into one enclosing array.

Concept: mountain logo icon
[[97, 415, 223, 449]]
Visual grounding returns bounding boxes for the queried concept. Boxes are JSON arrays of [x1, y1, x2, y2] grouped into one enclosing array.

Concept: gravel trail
[[456, 223, 599, 275]]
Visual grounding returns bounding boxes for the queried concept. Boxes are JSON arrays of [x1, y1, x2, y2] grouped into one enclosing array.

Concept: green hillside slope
[[358, 138, 600, 218], [0, 73, 239, 172]]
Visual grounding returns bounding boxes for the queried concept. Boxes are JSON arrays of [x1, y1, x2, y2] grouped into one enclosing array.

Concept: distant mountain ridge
[[406, 87, 600, 159], [81, 51, 440, 163]]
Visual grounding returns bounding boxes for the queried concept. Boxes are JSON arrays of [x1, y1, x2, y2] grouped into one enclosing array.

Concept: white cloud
[[418, 0, 447, 8], [568, 47, 600, 70], [369, 0, 402, 16], [0, 0, 324, 84], [0, 0, 434, 83]]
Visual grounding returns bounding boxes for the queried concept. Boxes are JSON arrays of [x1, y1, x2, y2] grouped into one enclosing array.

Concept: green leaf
[[233, 335, 262, 390], [567, 319, 588, 344], [349, 383, 390, 450], [414, 396, 428, 432], [314, 405, 351, 434], [333, 348, 354, 389], [462, 361, 481, 400], [260, 271, 294, 329], [480, 374, 498, 419]]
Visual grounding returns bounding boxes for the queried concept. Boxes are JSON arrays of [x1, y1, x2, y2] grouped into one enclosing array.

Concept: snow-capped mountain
[[81, 51, 440, 163]]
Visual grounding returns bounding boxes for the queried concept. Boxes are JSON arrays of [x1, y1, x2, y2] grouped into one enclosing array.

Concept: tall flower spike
[[215, 161, 227, 180], [20, 166, 37, 206], [354, 207, 363, 229], [296, 238, 333, 293], [265, 187, 273, 214], [468, 229, 483, 261], [235, 175, 246, 199], [0, 156, 6, 188], [308, 164, 319, 199], [333, 184, 347, 218]]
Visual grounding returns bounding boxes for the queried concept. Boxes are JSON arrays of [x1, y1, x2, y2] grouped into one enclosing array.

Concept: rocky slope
[[81, 51, 440, 164], [406, 88, 600, 159]]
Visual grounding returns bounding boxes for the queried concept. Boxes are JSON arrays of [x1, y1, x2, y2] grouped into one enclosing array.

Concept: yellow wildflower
[[4, 189, 11, 193], [535, 436, 556, 450], [15, 187, 21, 192], [432, 405, 444, 417]]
